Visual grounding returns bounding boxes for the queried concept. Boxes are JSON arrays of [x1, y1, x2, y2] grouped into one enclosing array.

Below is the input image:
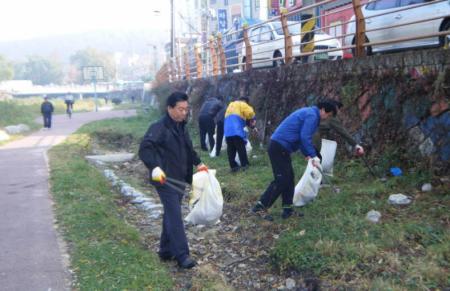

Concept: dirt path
[[0, 110, 135, 291], [113, 160, 321, 291]]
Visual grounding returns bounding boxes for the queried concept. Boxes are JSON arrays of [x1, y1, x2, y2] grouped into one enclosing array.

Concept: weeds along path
[[0, 110, 135, 291], [111, 159, 320, 290]]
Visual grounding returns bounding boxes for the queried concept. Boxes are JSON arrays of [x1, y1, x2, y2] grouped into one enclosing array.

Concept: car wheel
[[352, 35, 372, 56], [273, 52, 284, 67], [439, 20, 450, 47]]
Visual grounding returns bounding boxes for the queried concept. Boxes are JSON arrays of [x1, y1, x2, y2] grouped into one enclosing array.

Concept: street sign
[[82, 66, 104, 81]]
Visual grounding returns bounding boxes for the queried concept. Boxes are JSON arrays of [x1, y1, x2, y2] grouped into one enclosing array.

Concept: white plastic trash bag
[[293, 160, 323, 206], [320, 139, 337, 176], [185, 169, 223, 225], [234, 139, 253, 166]]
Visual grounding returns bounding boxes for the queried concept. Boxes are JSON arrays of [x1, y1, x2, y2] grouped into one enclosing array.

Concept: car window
[[366, 0, 398, 10], [400, 0, 424, 6], [271, 22, 302, 36], [259, 25, 273, 41], [249, 28, 260, 42], [271, 22, 285, 35]]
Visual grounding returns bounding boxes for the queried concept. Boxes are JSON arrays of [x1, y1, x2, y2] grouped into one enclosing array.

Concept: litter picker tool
[[315, 165, 339, 194], [361, 156, 378, 178]]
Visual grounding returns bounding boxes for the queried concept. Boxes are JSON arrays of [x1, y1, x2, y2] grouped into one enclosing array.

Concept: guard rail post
[[195, 43, 202, 78], [176, 53, 181, 81], [352, 0, 367, 57], [281, 9, 293, 65], [243, 23, 252, 70], [209, 36, 219, 77], [217, 34, 226, 75], [184, 49, 190, 80]]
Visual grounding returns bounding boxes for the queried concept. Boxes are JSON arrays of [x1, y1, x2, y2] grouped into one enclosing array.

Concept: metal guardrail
[[155, 0, 450, 83]]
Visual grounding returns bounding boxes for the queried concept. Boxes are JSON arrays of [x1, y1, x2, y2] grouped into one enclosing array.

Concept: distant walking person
[[40, 96, 54, 129], [224, 97, 256, 172], [198, 95, 224, 151]]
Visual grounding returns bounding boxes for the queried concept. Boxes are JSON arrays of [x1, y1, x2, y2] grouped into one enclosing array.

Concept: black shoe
[[251, 201, 265, 214], [281, 208, 294, 219], [178, 257, 197, 269], [230, 167, 240, 173], [158, 252, 174, 262], [241, 165, 249, 171], [281, 208, 304, 219]]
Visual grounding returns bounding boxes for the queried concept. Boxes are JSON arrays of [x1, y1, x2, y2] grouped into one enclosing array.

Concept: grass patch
[[48, 109, 171, 290], [189, 124, 449, 289]]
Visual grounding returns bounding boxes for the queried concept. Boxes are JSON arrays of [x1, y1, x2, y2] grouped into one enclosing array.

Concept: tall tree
[[70, 48, 116, 84], [15, 55, 63, 85], [0, 55, 14, 81]]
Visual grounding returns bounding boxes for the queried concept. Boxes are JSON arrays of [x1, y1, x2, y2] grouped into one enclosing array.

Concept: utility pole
[[171, 0, 175, 58]]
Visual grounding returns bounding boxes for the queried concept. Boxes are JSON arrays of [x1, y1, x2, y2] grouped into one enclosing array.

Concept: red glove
[[355, 145, 365, 156], [197, 163, 208, 172]]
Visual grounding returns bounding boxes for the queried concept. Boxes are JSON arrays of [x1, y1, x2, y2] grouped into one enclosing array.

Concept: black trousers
[[43, 113, 52, 128], [259, 140, 295, 208], [198, 115, 215, 151], [226, 135, 249, 169], [215, 120, 224, 156], [156, 184, 189, 263]]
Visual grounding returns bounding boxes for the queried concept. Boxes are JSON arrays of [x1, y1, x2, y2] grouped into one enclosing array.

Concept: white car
[[239, 21, 343, 68], [345, 0, 450, 55]]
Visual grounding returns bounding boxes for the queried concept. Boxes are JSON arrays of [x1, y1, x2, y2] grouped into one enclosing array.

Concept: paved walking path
[[0, 110, 136, 291]]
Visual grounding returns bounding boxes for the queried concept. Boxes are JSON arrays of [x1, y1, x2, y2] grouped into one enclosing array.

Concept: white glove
[[151, 167, 166, 184], [311, 156, 321, 168], [355, 144, 365, 156]]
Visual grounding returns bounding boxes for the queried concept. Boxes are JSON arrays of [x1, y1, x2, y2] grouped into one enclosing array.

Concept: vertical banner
[[218, 9, 228, 32]]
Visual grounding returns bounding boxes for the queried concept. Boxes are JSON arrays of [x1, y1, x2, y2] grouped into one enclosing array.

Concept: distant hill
[[0, 29, 167, 63]]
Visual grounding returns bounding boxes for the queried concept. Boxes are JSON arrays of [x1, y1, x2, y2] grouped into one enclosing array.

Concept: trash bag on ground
[[293, 159, 323, 206], [320, 139, 337, 176], [185, 169, 223, 225]]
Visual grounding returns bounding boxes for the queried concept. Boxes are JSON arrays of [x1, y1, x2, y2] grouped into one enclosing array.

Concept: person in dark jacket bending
[[314, 100, 364, 156], [252, 101, 337, 219], [40, 96, 54, 129], [198, 95, 224, 151], [214, 105, 227, 156], [139, 92, 208, 269]]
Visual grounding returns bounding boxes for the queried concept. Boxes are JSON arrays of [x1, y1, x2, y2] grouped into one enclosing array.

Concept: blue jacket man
[[252, 101, 336, 219], [224, 97, 256, 171]]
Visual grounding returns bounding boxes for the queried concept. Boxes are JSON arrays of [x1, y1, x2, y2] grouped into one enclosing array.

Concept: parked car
[[223, 18, 260, 73], [238, 21, 343, 69], [345, 0, 450, 55]]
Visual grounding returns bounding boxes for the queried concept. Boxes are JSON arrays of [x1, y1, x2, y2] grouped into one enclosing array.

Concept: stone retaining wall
[[153, 49, 450, 174]]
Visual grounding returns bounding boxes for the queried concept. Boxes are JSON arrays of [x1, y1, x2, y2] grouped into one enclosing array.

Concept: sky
[[0, 0, 170, 41]]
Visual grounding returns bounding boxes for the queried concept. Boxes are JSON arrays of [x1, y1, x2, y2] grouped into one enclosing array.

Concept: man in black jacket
[[40, 96, 54, 129], [198, 95, 224, 151], [139, 91, 207, 269]]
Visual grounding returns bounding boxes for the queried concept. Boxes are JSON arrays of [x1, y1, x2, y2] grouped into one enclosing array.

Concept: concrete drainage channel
[[102, 169, 163, 219]]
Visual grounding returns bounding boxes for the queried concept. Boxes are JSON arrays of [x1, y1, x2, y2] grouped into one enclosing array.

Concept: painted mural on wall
[[153, 49, 450, 174]]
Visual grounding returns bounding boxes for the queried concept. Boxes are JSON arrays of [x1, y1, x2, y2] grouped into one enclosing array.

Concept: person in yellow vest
[[223, 97, 256, 172]]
